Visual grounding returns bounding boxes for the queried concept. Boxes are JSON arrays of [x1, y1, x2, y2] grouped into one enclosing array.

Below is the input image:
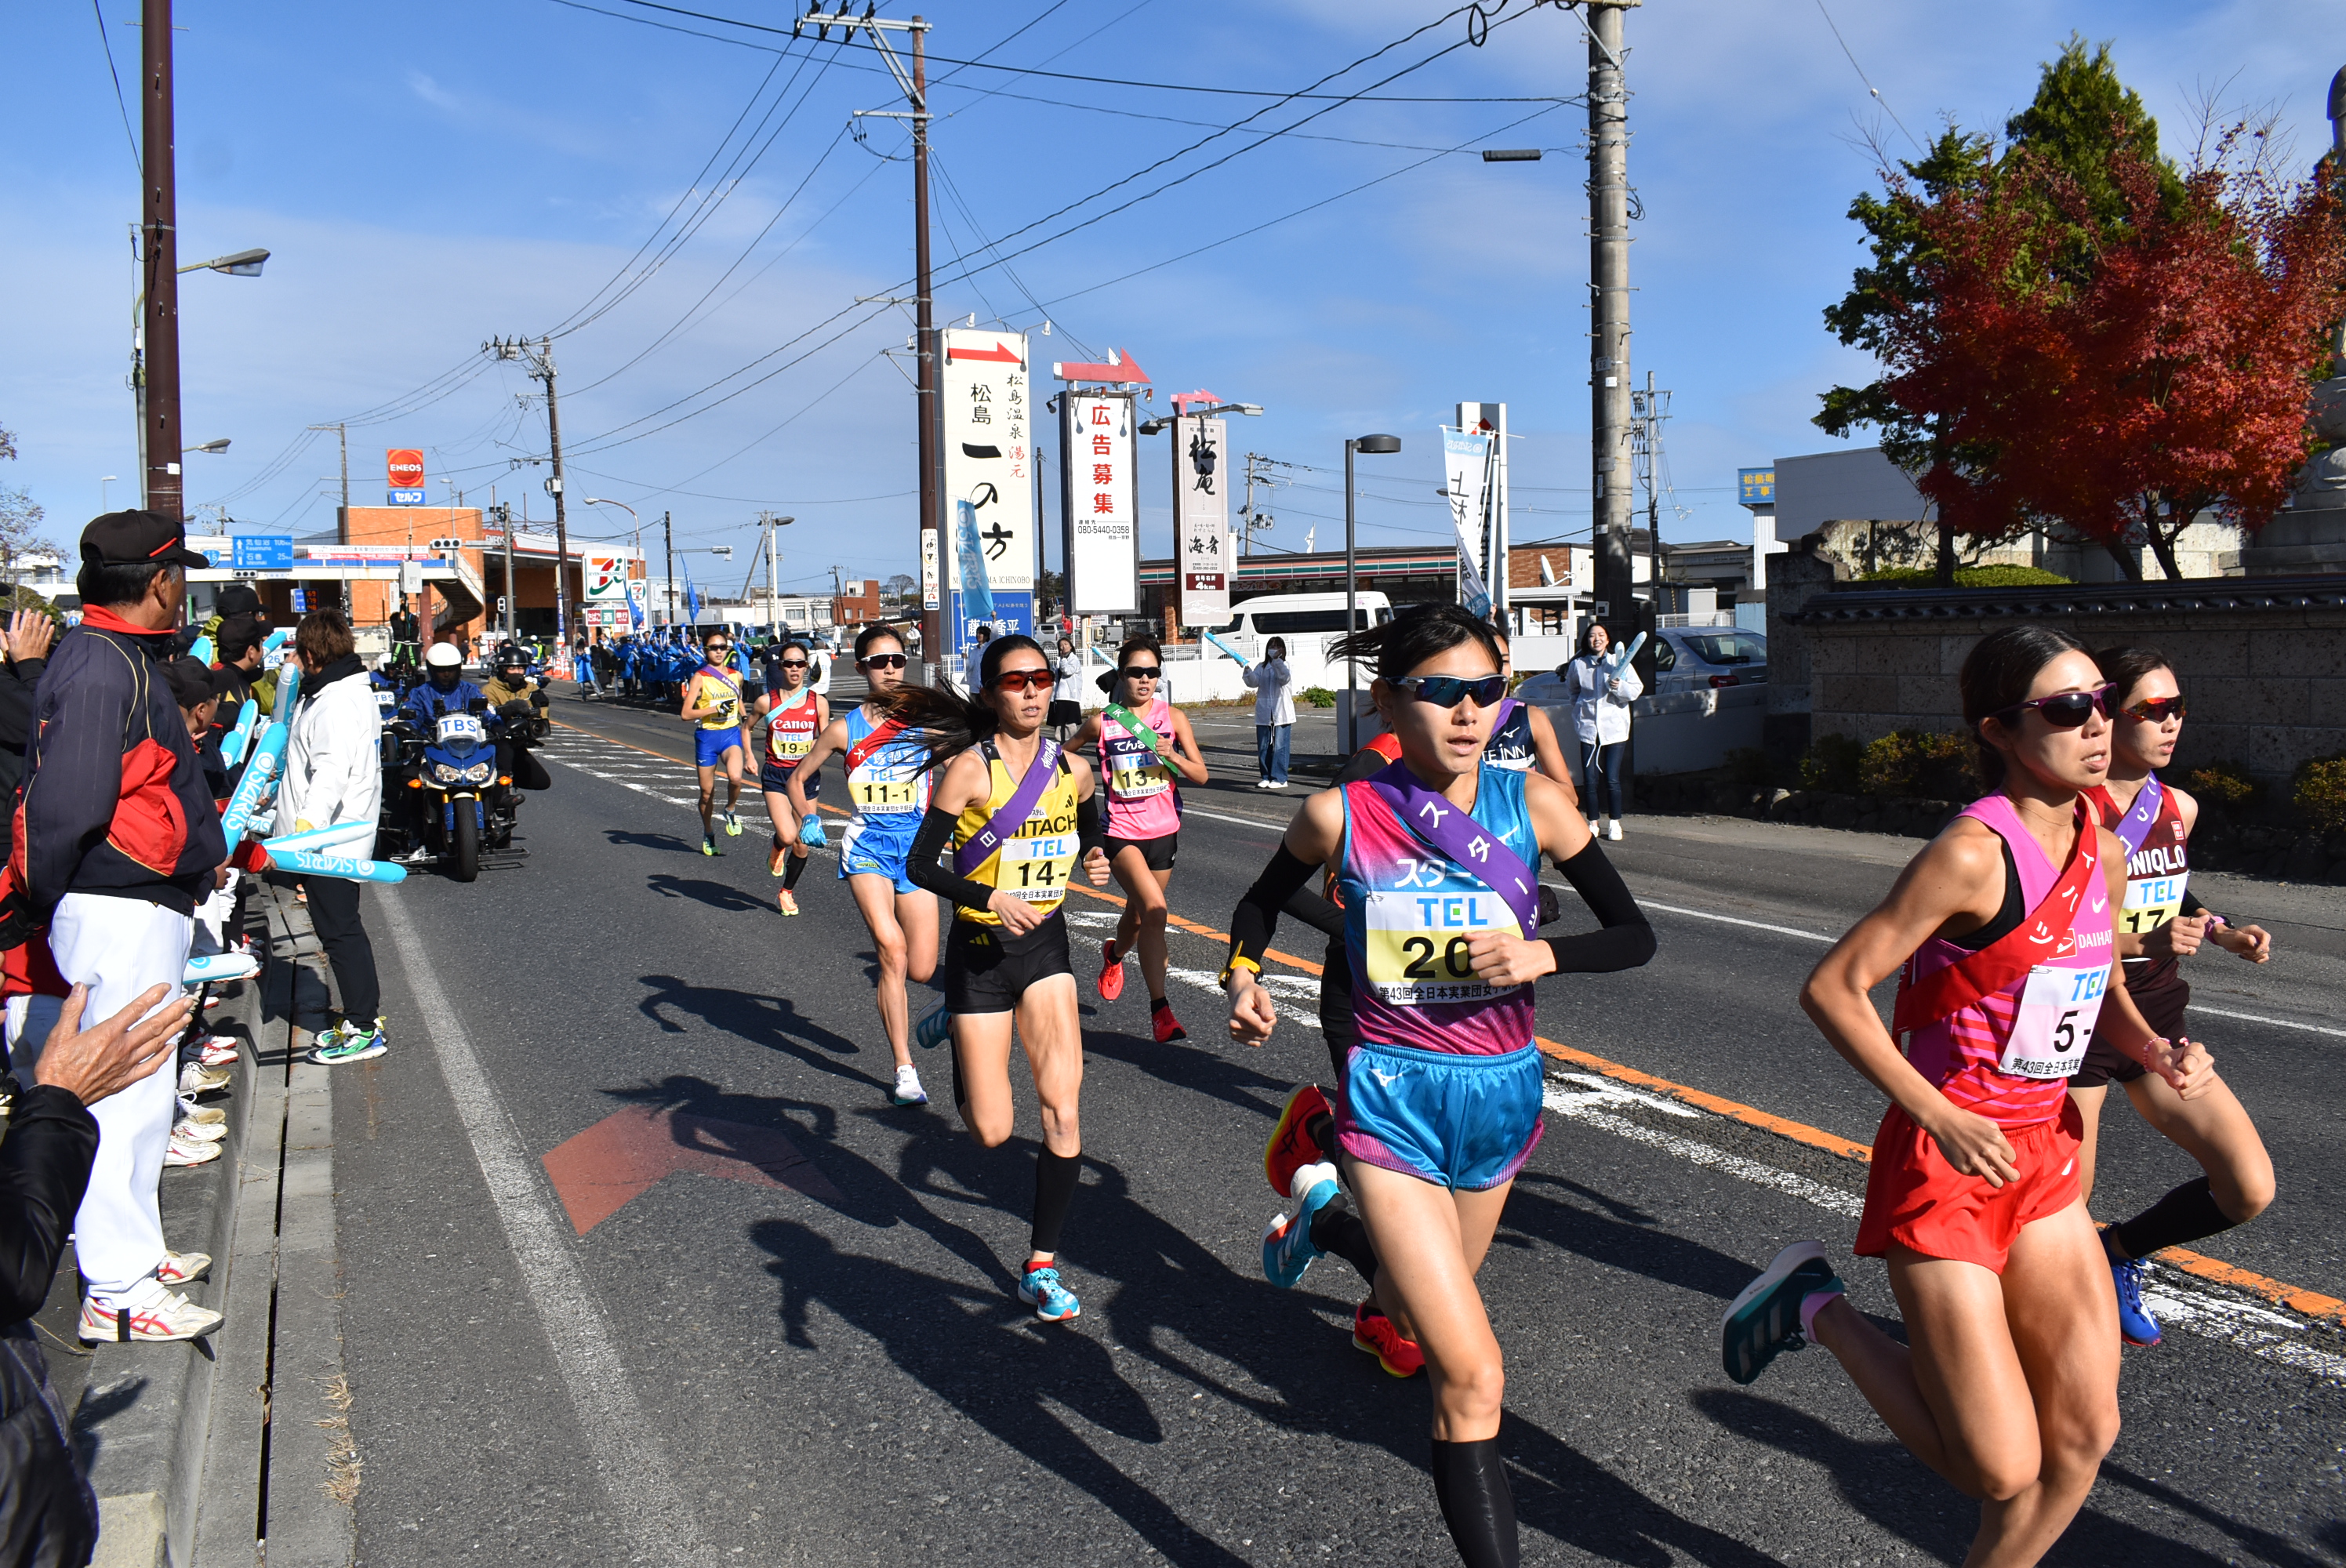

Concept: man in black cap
[[8, 510, 229, 1344]]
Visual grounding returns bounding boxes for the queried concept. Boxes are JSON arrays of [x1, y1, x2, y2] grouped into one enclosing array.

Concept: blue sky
[[5, 0, 2341, 593]]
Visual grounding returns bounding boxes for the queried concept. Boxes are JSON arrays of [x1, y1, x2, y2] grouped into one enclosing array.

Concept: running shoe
[[2112, 1253, 2162, 1348], [893, 1065, 928, 1106], [1264, 1084, 1332, 1198], [1019, 1263, 1081, 1322], [172, 1115, 227, 1145], [310, 1018, 387, 1065], [1353, 1301, 1425, 1378], [164, 1129, 222, 1167], [1262, 1161, 1341, 1289], [1720, 1240, 1839, 1386], [1097, 939, 1125, 1002], [156, 1251, 213, 1286], [723, 810, 743, 837], [776, 889, 800, 916], [178, 1061, 231, 1098], [913, 1004, 951, 1051], [1607, 819, 1623, 841], [177, 1095, 226, 1128], [78, 1288, 222, 1344], [197, 1034, 240, 1069], [1151, 999, 1186, 1044], [701, 833, 718, 857]]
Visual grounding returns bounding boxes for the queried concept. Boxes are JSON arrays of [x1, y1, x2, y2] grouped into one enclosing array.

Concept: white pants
[[49, 893, 194, 1298]]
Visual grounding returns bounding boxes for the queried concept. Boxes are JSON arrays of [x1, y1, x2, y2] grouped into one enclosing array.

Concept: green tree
[[0, 424, 56, 597]]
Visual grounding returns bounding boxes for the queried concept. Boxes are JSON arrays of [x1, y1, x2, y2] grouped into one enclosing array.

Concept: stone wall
[[1795, 575, 2346, 781]]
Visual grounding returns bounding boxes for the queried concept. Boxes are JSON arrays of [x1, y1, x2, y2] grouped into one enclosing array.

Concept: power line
[[89, 0, 138, 174], [1814, 0, 1923, 154]]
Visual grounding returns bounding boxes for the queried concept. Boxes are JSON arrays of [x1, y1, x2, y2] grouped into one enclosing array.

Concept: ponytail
[[879, 632, 1048, 774], [1329, 603, 1501, 681]]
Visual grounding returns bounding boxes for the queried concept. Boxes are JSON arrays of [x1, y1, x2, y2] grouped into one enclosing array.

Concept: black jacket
[[0, 1085, 102, 1566], [0, 655, 49, 867]]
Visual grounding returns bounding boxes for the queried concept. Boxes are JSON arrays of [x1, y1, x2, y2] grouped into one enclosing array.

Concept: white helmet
[[424, 643, 463, 669]]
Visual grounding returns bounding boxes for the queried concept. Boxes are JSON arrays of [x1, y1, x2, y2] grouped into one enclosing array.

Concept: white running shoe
[[165, 1128, 223, 1167], [177, 1095, 227, 1127], [198, 1034, 239, 1068], [1255, 779, 1273, 789], [1607, 819, 1623, 841], [1587, 818, 1601, 834], [78, 1287, 223, 1344], [156, 1251, 212, 1286], [893, 1065, 929, 1105], [173, 1116, 227, 1145], [178, 1061, 231, 1098]]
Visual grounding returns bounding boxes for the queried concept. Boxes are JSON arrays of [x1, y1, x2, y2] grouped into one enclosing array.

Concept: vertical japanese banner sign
[[1058, 391, 1138, 614], [1173, 415, 1229, 628], [939, 328, 1035, 656], [920, 528, 940, 612], [1442, 428, 1494, 618]]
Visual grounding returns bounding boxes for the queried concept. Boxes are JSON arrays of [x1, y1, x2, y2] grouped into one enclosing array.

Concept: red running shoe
[[1097, 940, 1125, 1002], [1264, 1083, 1332, 1197], [1152, 999, 1186, 1044], [1353, 1301, 1425, 1378]]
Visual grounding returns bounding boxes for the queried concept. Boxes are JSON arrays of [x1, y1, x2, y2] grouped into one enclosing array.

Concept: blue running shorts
[[695, 728, 744, 768], [1337, 1040, 1545, 1192], [837, 822, 919, 895]]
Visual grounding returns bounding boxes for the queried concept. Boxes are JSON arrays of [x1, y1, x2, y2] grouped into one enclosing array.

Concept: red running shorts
[[1854, 1098, 2083, 1273]]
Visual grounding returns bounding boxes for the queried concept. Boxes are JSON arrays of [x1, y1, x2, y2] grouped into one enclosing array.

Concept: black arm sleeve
[[1281, 885, 1346, 940], [2179, 888, 2206, 919], [0, 1085, 98, 1323], [1229, 845, 1321, 975], [1077, 789, 1105, 862], [1542, 839, 1656, 974], [904, 806, 1000, 917]]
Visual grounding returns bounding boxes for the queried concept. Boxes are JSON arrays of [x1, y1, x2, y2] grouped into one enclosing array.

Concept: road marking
[[1629, 898, 1833, 943], [376, 890, 721, 1566], [1545, 1076, 1863, 1217], [1182, 804, 1295, 833], [2181, 1002, 2346, 1041]]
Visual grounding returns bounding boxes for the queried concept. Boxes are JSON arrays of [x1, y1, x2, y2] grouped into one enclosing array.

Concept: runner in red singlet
[[752, 639, 829, 915]]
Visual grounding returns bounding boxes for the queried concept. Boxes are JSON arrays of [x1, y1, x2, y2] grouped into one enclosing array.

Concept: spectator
[[387, 596, 421, 677], [0, 609, 56, 866], [1049, 635, 1084, 737], [212, 614, 276, 717], [13, 510, 227, 1345], [1243, 635, 1297, 789], [278, 611, 388, 1066], [1562, 622, 1642, 841], [0, 982, 196, 1566]]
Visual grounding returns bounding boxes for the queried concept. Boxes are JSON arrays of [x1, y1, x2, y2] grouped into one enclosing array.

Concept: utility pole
[[1632, 372, 1672, 609], [803, 7, 935, 662], [758, 510, 783, 628], [308, 422, 348, 537], [140, 0, 183, 521], [488, 337, 572, 654], [1586, 1, 1638, 629], [495, 502, 517, 645], [662, 510, 676, 627]]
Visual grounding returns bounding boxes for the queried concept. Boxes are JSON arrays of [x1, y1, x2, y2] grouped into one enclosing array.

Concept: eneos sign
[[387, 449, 426, 489]]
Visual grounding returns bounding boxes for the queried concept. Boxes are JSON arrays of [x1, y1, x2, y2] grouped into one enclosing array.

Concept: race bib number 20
[[1360, 889, 1515, 1005]]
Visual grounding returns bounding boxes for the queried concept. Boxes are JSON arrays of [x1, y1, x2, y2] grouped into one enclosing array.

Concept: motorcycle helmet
[[425, 641, 463, 689]]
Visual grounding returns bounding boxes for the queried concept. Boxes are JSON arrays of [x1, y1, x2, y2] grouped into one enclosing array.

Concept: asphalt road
[[325, 687, 2346, 1566]]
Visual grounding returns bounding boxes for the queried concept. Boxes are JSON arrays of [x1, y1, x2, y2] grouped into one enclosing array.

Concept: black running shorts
[[1105, 832, 1178, 873], [945, 909, 1075, 1014], [2073, 963, 2188, 1089], [759, 760, 819, 798]]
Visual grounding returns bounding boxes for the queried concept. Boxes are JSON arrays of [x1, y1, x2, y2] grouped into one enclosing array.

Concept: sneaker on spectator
[[165, 1128, 222, 1167], [78, 1287, 222, 1344], [178, 1060, 231, 1098], [172, 1115, 227, 1145], [197, 1034, 239, 1068], [308, 1018, 387, 1065], [155, 1251, 212, 1286], [177, 1095, 226, 1127]]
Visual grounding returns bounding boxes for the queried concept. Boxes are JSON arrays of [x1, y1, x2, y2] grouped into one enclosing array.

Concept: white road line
[[376, 891, 722, 1566], [2140, 1281, 2346, 1381], [2182, 1003, 2346, 1041], [1630, 898, 1833, 943], [1183, 804, 1295, 831], [1544, 1080, 1863, 1217]]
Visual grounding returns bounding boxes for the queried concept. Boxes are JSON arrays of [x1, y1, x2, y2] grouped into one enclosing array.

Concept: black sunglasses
[[860, 653, 907, 670], [1990, 684, 2112, 731], [779, 659, 808, 669], [1394, 673, 1507, 710], [1120, 666, 1162, 679]]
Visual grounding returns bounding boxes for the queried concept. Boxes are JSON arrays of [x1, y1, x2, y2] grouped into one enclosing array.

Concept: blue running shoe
[[2112, 1254, 2161, 1347], [1019, 1264, 1080, 1322], [1262, 1161, 1341, 1289], [1721, 1240, 1840, 1386], [913, 1005, 951, 1051]]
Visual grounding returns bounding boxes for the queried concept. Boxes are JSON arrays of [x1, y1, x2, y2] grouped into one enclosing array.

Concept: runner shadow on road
[[1078, 1022, 1315, 1126], [644, 873, 769, 913], [635, 975, 884, 1091], [1503, 1414, 1792, 1568], [1693, 1389, 2272, 1567], [1501, 1171, 1767, 1301], [602, 828, 695, 853]]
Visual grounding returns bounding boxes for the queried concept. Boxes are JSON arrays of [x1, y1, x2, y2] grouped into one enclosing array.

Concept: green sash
[[1102, 701, 1165, 756]]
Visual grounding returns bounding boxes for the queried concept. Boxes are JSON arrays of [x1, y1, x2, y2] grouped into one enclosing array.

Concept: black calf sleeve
[[1429, 1437, 1519, 1568], [2111, 1175, 2239, 1260], [1030, 1148, 1083, 1254], [1309, 1194, 1380, 1287], [1306, 1111, 1335, 1162]]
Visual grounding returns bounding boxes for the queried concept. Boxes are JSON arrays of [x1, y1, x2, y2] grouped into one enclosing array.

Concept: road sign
[[231, 534, 294, 572]]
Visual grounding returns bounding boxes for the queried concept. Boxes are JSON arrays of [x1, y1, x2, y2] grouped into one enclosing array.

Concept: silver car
[[1515, 626, 1767, 703]]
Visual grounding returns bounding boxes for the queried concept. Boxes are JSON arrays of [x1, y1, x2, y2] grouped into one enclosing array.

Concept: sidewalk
[[57, 877, 357, 1568]]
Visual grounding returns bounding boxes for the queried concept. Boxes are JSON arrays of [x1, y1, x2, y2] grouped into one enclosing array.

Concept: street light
[[1343, 434, 1403, 753], [180, 248, 269, 278], [100, 476, 118, 512], [183, 438, 231, 455], [581, 497, 641, 637]]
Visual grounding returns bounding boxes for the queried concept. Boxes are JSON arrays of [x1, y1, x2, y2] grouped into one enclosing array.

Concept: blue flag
[[683, 564, 703, 626]]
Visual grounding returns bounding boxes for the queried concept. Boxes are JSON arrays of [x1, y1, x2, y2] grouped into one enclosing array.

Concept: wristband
[[2203, 913, 2227, 931], [1218, 956, 1262, 987]]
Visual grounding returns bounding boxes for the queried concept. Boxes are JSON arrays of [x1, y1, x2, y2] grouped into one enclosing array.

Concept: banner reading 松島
[[940, 328, 1036, 656]]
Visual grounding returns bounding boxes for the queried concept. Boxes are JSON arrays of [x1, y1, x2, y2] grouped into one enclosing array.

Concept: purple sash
[[953, 739, 1063, 876], [1365, 760, 1542, 936], [2113, 774, 2163, 856]]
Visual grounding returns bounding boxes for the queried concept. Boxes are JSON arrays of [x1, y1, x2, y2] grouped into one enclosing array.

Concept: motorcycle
[[379, 693, 547, 880]]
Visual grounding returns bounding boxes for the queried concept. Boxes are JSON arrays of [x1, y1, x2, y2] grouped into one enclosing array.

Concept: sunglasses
[[2122, 697, 2186, 724], [706, 644, 732, 654], [1990, 684, 2113, 730], [1395, 673, 1507, 710], [990, 669, 1055, 695], [859, 653, 907, 670], [1120, 666, 1162, 679], [779, 659, 808, 670]]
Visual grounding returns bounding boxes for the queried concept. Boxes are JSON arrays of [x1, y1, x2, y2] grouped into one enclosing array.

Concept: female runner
[[680, 628, 747, 855], [1071, 636, 1210, 1041], [753, 639, 829, 915], [1727, 625, 2219, 1568], [786, 626, 933, 1108], [889, 635, 1111, 1321], [1223, 604, 1654, 1567], [2072, 646, 2274, 1348]]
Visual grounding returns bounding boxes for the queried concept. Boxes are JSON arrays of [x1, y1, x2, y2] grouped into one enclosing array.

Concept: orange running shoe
[[1353, 1301, 1425, 1378], [1264, 1083, 1331, 1197]]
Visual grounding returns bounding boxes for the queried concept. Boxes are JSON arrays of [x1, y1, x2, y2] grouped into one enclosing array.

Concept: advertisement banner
[[1443, 429, 1494, 618], [1059, 391, 1138, 615], [583, 554, 626, 601], [940, 328, 1035, 654], [920, 527, 940, 612], [387, 448, 425, 506], [1172, 415, 1229, 629]]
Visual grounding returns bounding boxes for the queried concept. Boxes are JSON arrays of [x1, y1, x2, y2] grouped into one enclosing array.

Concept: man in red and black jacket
[[5, 510, 228, 1345]]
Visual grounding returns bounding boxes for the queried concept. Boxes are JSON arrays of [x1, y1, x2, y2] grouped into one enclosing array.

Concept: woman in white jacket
[[274, 611, 388, 1065], [1241, 637, 1297, 789], [1561, 622, 1642, 840]]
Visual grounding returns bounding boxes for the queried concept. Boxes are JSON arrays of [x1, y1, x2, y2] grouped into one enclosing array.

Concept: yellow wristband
[[1218, 956, 1262, 987]]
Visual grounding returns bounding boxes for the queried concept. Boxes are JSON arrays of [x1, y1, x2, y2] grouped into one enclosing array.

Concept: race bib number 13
[[2000, 963, 2107, 1079]]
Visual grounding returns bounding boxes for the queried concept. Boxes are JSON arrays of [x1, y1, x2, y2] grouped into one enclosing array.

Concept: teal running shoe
[[913, 1004, 951, 1051], [1019, 1264, 1080, 1322], [1721, 1240, 1839, 1385], [700, 833, 718, 857], [309, 1017, 387, 1066], [1262, 1161, 1341, 1289]]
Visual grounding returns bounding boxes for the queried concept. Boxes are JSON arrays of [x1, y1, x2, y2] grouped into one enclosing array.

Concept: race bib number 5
[[2000, 963, 2108, 1079], [852, 777, 924, 814], [1360, 889, 1515, 1005], [999, 833, 1076, 903]]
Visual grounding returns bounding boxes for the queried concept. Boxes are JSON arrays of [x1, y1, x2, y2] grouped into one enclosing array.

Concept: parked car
[[1513, 626, 1769, 777], [1514, 626, 1767, 704]]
